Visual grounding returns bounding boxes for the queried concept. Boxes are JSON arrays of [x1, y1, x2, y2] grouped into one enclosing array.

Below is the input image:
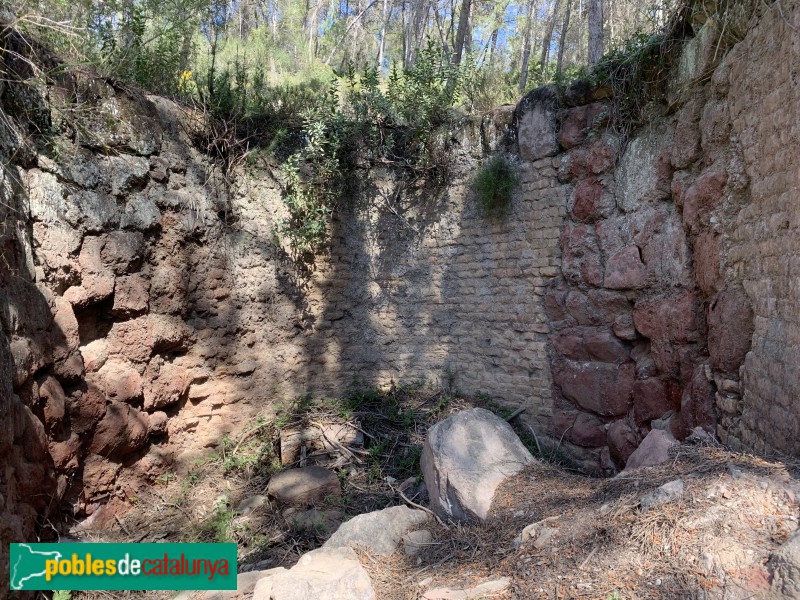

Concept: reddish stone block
[[607, 419, 638, 467], [553, 360, 635, 417], [112, 274, 150, 317], [708, 286, 754, 375], [633, 292, 704, 376], [38, 376, 66, 431], [694, 231, 722, 296], [682, 168, 727, 233], [561, 223, 603, 287], [558, 102, 608, 149], [570, 177, 615, 222], [571, 412, 607, 447], [604, 246, 648, 290], [632, 377, 677, 424], [552, 327, 629, 364], [90, 401, 149, 457], [674, 365, 717, 438], [67, 382, 108, 434]]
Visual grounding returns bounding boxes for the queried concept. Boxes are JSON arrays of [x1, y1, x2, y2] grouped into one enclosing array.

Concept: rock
[[551, 327, 629, 364], [569, 177, 615, 222], [82, 454, 121, 496], [49, 433, 81, 470], [604, 246, 648, 290], [403, 529, 433, 557], [63, 190, 119, 233], [38, 375, 66, 430], [561, 223, 603, 287], [66, 382, 107, 434], [197, 567, 288, 600], [147, 411, 168, 436], [422, 578, 511, 600], [262, 546, 374, 600], [101, 231, 145, 275], [52, 296, 80, 361], [559, 103, 607, 149], [516, 86, 559, 161], [633, 292, 702, 376], [640, 479, 684, 510], [421, 408, 535, 522], [93, 359, 143, 403], [623, 429, 677, 471], [121, 193, 161, 231], [552, 361, 634, 417], [90, 401, 149, 457], [607, 419, 638, 467], [143, 360, 189, 411], [694, 231, 722, 296], [104, 155, 150, 196], [267, 466, 341, 507], [707, 286, 754, 375], [553, 409, 606, 447], [681, 168, 726, 233], [288, 508, 342, 535], [324, 505, 429, 555], [769, 529, 800, 599], [632, 378, 677, 424], [112, 274, 150, 317], [81, 339, 108, 373]]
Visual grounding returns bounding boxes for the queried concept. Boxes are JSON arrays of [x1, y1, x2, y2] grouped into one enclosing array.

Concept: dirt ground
[[69, 389, 800, 600]]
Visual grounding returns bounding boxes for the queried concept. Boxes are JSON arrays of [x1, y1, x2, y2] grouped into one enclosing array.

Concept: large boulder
[[324, 505, 429, 555], [421, 408, 535, 522], [770, 529, 800, 599], [255, 546, 374, 600]]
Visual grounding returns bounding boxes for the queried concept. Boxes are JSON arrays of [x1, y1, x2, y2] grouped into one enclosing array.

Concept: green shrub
[[473, 155, 519, 216]]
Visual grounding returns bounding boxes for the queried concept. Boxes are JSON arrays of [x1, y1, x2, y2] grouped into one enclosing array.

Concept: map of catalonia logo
[[10, 543, 237, 591]]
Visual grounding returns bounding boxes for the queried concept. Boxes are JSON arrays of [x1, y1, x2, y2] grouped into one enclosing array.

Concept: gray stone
[[516, 86, 559, 161], [422, 577, 511, 600], [267, 466, 341, 507], [237, 495, 268, 515], [105, 155, 150, 196], [64, 190, 119, 233], [640, 479, 684, 510], [121, 193, 161, 231], [193, 567, 287, 600], [421, 408, 536, 522], [287, 508, 342, 535], [403, 529, 434, 557], [262, 546, 374, 600], [770, 529, 800, 598], [324, 505, 429, 555]]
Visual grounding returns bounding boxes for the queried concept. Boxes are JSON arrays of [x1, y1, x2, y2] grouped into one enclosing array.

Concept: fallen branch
[[398, 489, 450, 530]]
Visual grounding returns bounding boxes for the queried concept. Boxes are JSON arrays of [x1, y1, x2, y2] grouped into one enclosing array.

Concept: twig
[[405, 551, 456, 582], [309, 420, 363, 464], [505, 406, 526, 421], [527, 424, 543, 456], [398, 489, 450, 530], [579, 546, 598, 570]]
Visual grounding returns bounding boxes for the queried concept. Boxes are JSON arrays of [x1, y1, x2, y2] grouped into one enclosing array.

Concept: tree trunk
[[556, 0, 572, 76], [377, 0, 389, 69], [452, 0, 472, 66], [538, 0, 562, 79], [588, 0, 603, 64], [518, 0, 537, 92]]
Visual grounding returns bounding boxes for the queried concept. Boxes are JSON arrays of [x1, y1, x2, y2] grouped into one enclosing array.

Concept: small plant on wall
[[472, 155, 520, 217]]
